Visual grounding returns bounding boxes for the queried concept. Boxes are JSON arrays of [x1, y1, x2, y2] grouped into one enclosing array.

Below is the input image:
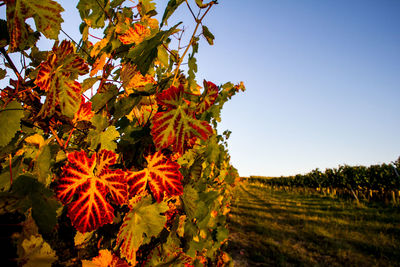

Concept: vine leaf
[[161, 0, 184, 27], [118, 24, 151, 45], [35, 40, 89, 118], [116, 196, 168, 265], [120, 63, 156, 94], [127, 23, 181, 75], [82, 249, 129, 267], [126, 96, 158, 126], [202, 25, 215, 45], [20, 233, 58, 267], [77, 0, 109, 29], [6, 174, 61, 234], [88, 126, 120, 152], [55, 150, 127, 233], [5, 0, 64, 51], [0, 101, 24, 147], [196, 80, 219, 113], [73, 96, 94, 123], [126, 151, 184, 202], [151, 84, 213, 154]]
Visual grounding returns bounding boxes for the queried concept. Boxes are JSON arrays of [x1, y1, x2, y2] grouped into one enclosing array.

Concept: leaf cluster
[[0, 0, 244, 266]]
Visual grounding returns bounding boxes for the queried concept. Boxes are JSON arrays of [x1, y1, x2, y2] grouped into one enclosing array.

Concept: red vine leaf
[[196, 80, 219, 113], [55, 150, 127, 233], [73, 96, 94, 123], [35, 40, 89, 118], [151, 84, 213, 154], [126, 151, 183, 202]]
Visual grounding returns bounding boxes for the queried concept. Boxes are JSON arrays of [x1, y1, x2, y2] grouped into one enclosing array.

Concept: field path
[[226, 182, 400, 267]]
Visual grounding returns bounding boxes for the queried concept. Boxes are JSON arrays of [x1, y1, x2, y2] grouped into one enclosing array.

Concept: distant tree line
[[245, 157, 400, 203]]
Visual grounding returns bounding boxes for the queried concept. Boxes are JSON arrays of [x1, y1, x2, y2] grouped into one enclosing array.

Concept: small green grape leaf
[[88, 126, 120, 151], [77, 0, 109, 29], [181, 185, 198, 220], [0, 101, 24, 147], [202, 25, 214, 45], [0, 68, 6, 80], [35, 144, 51, 187]]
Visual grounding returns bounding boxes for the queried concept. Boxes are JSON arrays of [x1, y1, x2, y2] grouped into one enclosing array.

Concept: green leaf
[[31, 191, 60, 234], [216, 226, 229, 243], [81, 77, 100, 92], [36, 145, 51, 187], [112, 94, 142, 120], [195, 0, 207, 8], [161, 0, 184, 27], [6, 0, 64, 51], [88, 126, 120, 151], [77, 0, 109, 29], [0, 101, 24, 147], [0, 68, 6, 80], [128, 23, 181, 75], [111, 0, 125, 8], [181, 185, 198, 220], [99, 126, 120, 151], [202, 25, 214, 45], [139, 0, 157, 17], [91, 84, 119, 113], [9, 175, 61, 234], [116, 196, 168, 265], [157, 45, 169, 67]]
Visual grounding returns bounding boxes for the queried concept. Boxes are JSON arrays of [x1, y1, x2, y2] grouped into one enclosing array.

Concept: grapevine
[[0, 0, 245, 266]]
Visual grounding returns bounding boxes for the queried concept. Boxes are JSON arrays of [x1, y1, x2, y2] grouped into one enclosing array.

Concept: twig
[[0, 47, 22, 81], [64, 129, 75, 149], [9, 154, 12, 186], [172, 3, 214, 85], [61, 29, 90, 57], [49, 126, 65, 148], [185, 0, 197, 20]]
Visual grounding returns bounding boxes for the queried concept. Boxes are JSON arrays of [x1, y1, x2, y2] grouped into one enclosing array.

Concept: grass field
[[226, 182, 400, 267]]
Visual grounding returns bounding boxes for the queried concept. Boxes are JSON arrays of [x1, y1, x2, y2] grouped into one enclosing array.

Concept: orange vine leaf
[[126, 151, 183, 202], [55, 150, 127, 233]]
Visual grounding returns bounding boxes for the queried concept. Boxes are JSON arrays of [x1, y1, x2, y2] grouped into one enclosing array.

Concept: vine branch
[[0, 47, 22, 81], [171, 3, 214, 85]]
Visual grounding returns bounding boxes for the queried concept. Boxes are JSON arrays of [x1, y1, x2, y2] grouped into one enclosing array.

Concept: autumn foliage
[[0, 0, 244, 266]]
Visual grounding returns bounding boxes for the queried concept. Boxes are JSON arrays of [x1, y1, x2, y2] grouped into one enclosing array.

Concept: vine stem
[[171, 3, 214, 86], [64, 129, 75, 149], [0, 47, 22, 82], [49, 126, 65, 148], [9, 154, 12, 186]]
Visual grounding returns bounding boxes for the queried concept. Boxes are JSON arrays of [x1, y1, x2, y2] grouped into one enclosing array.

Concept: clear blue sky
[[2, 1, 399, 177], [177, 0, 400, 177]]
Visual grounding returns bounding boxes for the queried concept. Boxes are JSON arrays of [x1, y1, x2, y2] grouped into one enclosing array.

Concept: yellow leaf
[[90, 53, 109, 77], [25, 134, 45, 149], [118, 24, 151, 45]]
